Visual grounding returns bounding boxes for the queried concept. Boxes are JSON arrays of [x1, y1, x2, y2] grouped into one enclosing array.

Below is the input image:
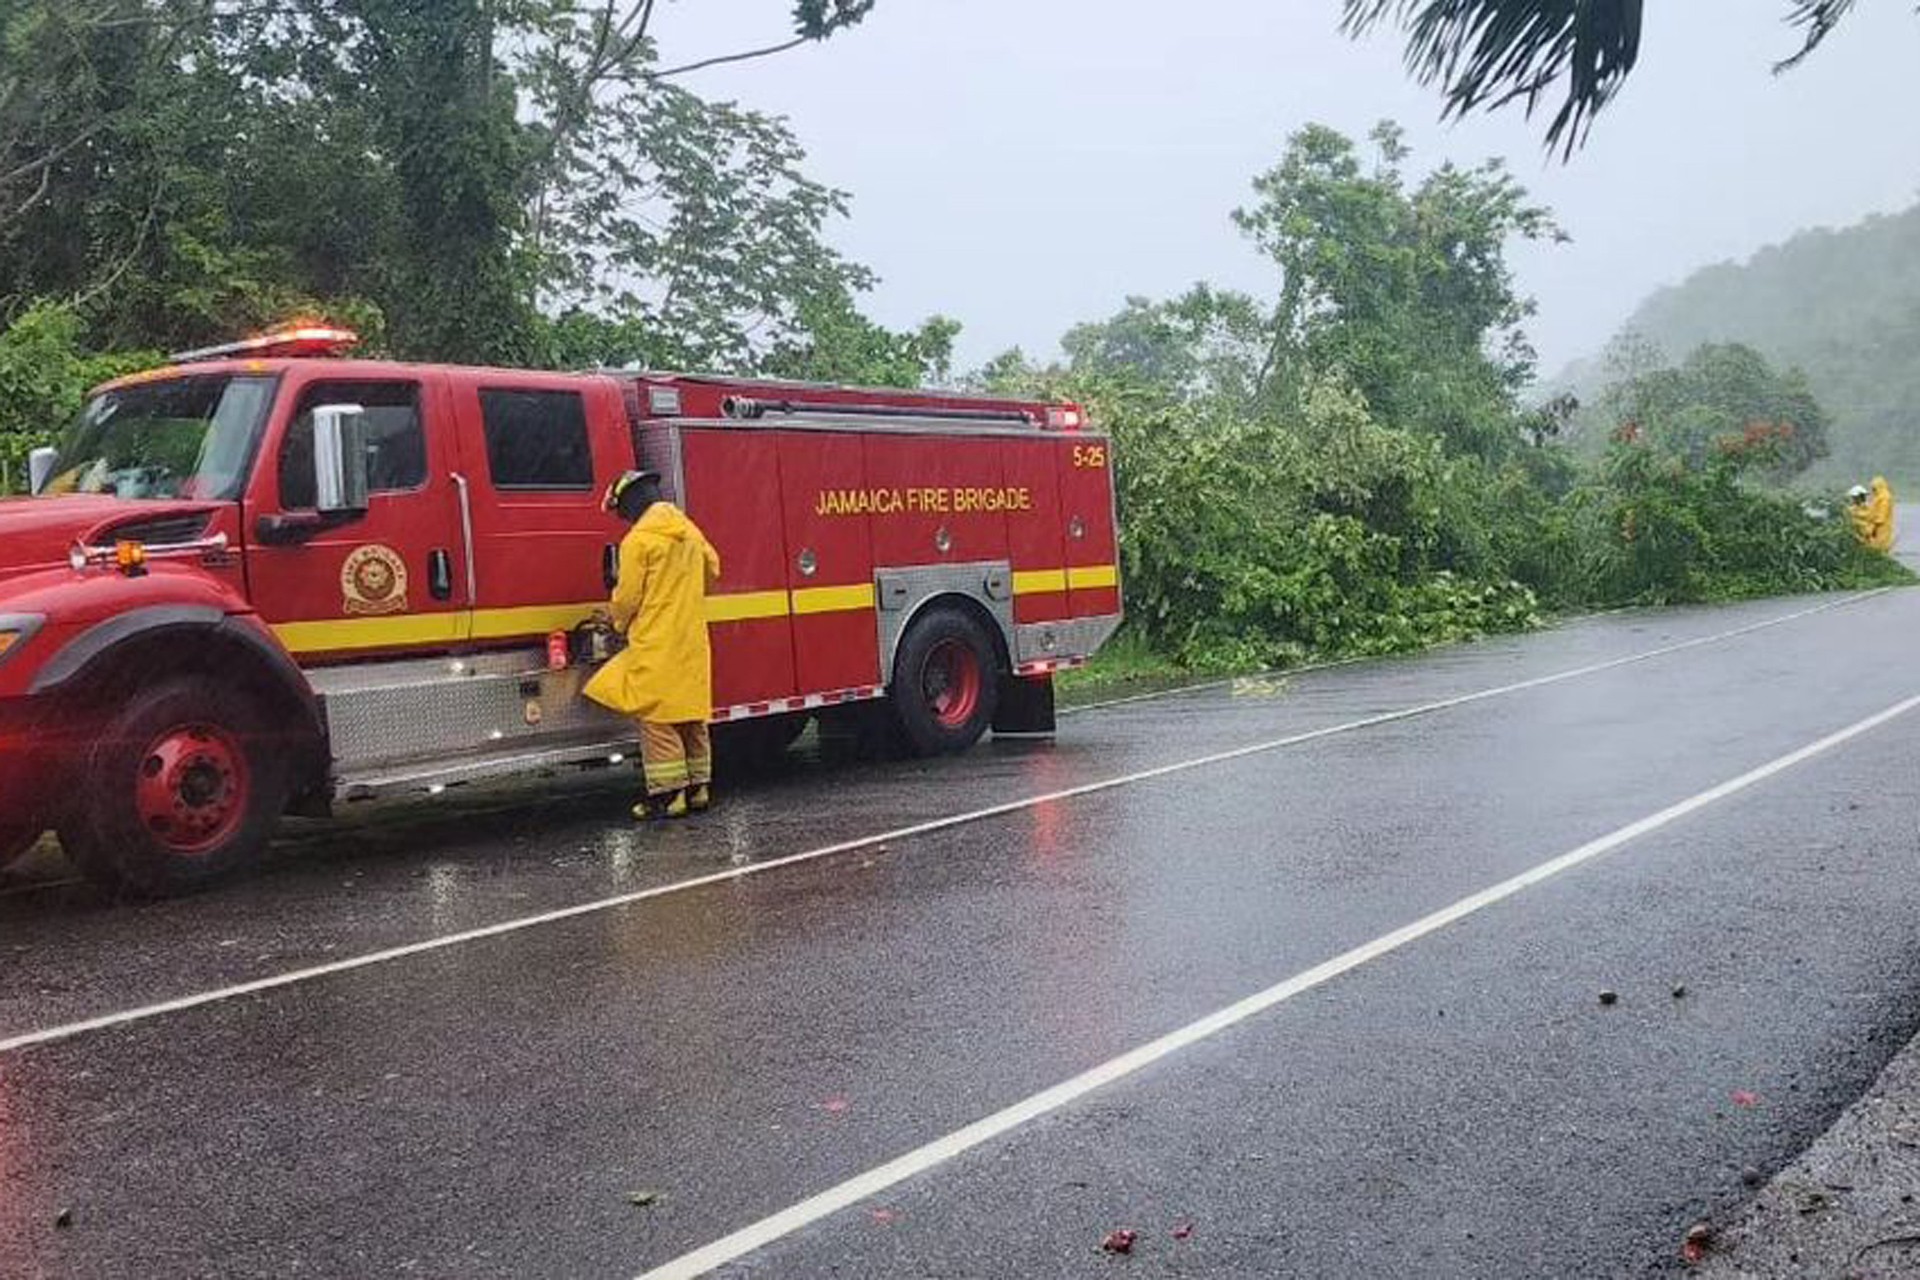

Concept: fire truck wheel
[[0, 827, 38, 870], [890, 605, 1001, 757], [59, 677, 289, 896]]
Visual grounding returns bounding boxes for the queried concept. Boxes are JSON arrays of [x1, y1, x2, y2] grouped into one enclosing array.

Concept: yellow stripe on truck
[[1067, 564, 1119, 590], [273, 568, 1116, 653], [790, 583, 876, 616], [273, 614, 466, 654], [705, 590, 790, 623], [468, 602, 601, 640], [1012, 569, 1068, 595]]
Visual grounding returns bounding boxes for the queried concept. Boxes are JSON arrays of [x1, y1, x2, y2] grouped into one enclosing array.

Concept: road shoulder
[[1697, 1026, 1920, 1277]]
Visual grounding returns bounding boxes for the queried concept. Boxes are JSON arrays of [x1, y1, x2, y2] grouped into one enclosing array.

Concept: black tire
[[58, 676, 289, 896], [889, 605, 1001, 757], [0, 827, 38, 871]]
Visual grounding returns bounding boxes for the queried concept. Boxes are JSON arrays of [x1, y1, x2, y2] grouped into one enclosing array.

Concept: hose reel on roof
[[719, 394, 1036, 426]]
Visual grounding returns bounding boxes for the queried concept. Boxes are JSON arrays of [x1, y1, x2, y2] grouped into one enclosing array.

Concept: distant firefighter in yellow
[[1847, 477, 1895, 552]]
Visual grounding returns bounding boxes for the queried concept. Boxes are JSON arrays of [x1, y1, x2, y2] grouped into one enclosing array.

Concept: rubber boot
[[632, 792, 679, 821], [688, 784, 711, 813]]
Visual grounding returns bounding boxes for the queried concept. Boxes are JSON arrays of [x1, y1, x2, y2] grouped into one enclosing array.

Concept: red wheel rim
[[133, 723, 249, 855], [922, 639, 983, 730]]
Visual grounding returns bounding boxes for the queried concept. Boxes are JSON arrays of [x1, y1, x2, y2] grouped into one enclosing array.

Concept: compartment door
[[681, 427, 798, 709], [776, 431, 881, 693], [860, 433, 1010, 570], [1003, 438, 1069, 625], [1058, 435, 1120, 618]]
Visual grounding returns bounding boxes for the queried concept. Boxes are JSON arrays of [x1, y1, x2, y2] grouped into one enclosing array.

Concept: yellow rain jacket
[[1851, 476, 1896, 552], [583, 502, 721, 723]]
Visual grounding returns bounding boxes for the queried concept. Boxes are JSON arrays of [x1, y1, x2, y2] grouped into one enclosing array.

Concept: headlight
[[0, 614, 44, 667]]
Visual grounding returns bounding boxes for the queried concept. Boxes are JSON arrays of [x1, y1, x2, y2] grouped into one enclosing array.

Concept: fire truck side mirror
[[27, 446, 57, 495], [312, 404, 369, 515]]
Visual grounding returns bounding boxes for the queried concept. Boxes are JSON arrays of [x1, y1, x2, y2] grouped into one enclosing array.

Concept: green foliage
[[1527, 441, 1906, 606], [1053, 123, 1561, 464], [526, 63, 876, 371], [1052, 628, 1188, 701], [1560, 203, 1920, 490], [0, 304, 158, 492], [759, 295, 960, 387], [0, 0, 883, 370], [1066, 349, 1896, 674], [990, 121, 1906, 677], [1055, 369, 1543, 671], [1061, 286, 1268, 403], [1233, 122, 1560, 457], [1602, 342, 1829, 480]]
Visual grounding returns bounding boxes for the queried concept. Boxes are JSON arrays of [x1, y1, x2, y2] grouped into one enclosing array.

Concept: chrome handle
[[450, 472, 478, 604]]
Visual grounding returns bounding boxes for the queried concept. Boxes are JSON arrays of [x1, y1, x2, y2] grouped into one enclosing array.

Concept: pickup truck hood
[[0, 495, 221, 583]]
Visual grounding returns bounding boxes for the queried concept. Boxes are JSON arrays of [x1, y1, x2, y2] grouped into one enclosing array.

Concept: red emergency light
[[168, 325, 360, 365], [1046, 404, 1086, 431]]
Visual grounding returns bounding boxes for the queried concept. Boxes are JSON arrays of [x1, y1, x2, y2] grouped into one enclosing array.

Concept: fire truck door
[[1001, 438, 1069, 625], [776, 431, 881, 693], [246, 371, 469, 660], [1059, 436, 1120, 618], [678, 427, 798, 707], [448, 377, 628, 642]]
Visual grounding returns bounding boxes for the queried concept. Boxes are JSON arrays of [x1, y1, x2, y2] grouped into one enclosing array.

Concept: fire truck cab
[[0, 330, 1121, 894]]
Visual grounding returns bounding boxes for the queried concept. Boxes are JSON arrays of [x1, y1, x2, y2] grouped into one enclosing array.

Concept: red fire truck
[[0, 328, 1120, 893]]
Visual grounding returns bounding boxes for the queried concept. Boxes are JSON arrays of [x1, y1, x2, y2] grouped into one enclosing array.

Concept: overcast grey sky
[[658, 1, 1920, 377]]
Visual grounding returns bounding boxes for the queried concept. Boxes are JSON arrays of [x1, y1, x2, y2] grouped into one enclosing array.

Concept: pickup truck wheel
[[0, 827, 37, 870], [889, 605, 1000, 757], [59, 677, 288, 896]]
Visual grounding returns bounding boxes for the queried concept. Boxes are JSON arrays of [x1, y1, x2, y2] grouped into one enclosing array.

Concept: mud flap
[[992, 673, 1056, 737]]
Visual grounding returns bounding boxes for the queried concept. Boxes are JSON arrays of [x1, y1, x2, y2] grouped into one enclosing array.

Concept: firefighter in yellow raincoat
[[1848, 476, 1896, 552], [584, 470, 722, 819]]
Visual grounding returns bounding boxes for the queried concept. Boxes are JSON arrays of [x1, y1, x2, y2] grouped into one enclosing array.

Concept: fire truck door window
[[478, 389, 594, 489], [278, 381, 426, 509]]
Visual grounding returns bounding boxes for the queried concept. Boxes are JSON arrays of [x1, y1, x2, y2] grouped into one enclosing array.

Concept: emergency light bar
[[168, 326, 360, 365]]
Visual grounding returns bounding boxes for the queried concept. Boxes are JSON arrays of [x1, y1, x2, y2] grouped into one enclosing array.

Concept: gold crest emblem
[[341, 544, 409, 616]]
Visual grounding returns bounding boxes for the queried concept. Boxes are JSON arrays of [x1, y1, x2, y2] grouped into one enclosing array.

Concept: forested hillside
[[1562, 205, 1920, 487]]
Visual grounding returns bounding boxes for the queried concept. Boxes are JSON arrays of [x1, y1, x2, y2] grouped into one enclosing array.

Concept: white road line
[[0, 589, 1886, 1057], [636, 687, 1920, 1280]]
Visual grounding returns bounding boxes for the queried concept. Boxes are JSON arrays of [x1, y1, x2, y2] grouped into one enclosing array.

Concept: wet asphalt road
[[3, 583, 1920, 1278]]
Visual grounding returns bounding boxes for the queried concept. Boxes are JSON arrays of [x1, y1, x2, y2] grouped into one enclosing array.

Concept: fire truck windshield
[[42, 374, 277, 501]]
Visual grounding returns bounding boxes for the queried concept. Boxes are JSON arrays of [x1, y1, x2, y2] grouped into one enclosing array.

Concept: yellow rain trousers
[[583, 502, 722, 724], [1850, 476, 1896, 552], [640, 721, 712, 798]]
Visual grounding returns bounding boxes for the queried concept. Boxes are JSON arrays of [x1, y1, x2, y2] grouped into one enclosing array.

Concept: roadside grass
[[1055, 566, 1915, 710], [1054, 630, 1193, 706]]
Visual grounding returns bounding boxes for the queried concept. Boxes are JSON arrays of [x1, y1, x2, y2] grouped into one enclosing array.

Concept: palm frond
[[1344, 1, 1643, 158], [1777, 0, 1857, 71]]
